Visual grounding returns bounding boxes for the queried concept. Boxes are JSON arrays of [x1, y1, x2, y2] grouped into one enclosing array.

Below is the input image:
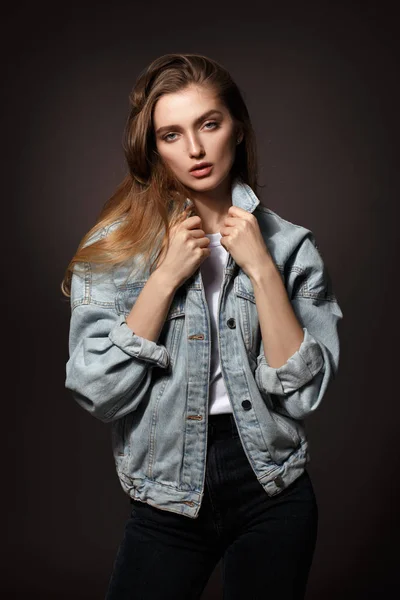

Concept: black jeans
[[105, 412, 318, 599]]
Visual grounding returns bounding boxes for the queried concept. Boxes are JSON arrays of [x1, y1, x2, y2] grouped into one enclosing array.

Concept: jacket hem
[[116, 444, 311, 519]]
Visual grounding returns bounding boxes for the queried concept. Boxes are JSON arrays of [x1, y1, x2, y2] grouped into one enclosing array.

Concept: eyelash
[[162, 121, 220, 142]]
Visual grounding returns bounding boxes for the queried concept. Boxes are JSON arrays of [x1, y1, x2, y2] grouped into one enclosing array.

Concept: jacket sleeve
[[254, 232, 343, 420], [65, 258, 171, 424]]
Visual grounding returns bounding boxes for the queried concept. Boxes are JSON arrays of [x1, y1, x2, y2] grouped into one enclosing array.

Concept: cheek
[[214, 132, 236, 158], [167, 155, 185, 172], [158, 147, 181, 170]]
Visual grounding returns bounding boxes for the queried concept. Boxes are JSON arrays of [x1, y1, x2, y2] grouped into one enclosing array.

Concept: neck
[[189, 174, 233, 234]]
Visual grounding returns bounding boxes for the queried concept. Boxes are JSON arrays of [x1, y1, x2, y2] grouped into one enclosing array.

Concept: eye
[[204, 121, 219, 130], [163, 132, 178, 142], [162, 121, 220, 143]]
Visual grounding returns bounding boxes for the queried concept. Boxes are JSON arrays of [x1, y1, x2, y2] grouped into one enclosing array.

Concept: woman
[[62, 53, 343, 599]]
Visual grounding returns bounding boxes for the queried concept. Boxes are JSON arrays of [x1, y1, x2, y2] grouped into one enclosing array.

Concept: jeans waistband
[[207, 412, 239, 440]]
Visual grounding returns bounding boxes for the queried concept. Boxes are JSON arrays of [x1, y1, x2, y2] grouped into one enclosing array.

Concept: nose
[[187, 133, 205, 157]]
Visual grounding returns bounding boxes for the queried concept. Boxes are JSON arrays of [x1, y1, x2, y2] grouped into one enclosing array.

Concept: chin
[[185, 170, 230, 192]]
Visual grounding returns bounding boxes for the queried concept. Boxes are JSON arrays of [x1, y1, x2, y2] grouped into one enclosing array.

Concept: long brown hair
[[60, 52, 260, 297]]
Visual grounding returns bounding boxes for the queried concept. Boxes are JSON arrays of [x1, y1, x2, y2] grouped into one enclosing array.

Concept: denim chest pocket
[[158, 289, 186, 364], [234, 271, 261, 362], [114, 282, 186, 365], [115, 281, 147, 316]]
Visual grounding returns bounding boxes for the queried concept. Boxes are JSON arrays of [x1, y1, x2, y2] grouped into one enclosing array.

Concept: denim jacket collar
[[183, 176, 260, 215]]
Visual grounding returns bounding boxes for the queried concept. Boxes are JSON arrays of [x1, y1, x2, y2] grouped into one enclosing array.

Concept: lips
[[189, 165, 213, 178], [190, 162, 213, 172]]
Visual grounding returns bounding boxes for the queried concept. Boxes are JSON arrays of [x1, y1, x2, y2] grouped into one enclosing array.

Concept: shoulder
[[254, 205, 337, 300], [70, 218, 127, 309], [254, 204, 317, 262], [255, 204, 312, 234], [82, 218, 126, 249]]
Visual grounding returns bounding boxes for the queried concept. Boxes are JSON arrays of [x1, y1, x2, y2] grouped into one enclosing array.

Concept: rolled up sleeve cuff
[[255, 327, 324, 395], [108, 315, 170, 369]]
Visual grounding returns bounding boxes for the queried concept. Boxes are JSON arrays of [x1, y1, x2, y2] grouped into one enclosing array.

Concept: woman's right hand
[[155, 207, 211, 288]]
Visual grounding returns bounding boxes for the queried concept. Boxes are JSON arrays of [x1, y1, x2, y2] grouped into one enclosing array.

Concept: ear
[[235, 126, 244, 145]]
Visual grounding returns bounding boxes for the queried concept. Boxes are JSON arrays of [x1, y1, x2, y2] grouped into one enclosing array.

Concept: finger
[[189, 229, 206, 238], [183, 215, 202, 230], [170, 208, 190, 229], [175, 207, 191, 223]]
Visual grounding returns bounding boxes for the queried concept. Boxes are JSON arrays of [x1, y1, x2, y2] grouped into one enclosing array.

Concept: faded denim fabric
[[65, 178, 343, 519]]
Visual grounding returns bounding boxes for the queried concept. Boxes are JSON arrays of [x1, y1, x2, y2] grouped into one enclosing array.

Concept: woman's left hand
[[220, 205, 272, 278]]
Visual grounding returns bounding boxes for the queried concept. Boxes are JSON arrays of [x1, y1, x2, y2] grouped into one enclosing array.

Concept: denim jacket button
[[227, 318, 236, 329], [241, 399, 252, 410], [273, 475, 284, 488]]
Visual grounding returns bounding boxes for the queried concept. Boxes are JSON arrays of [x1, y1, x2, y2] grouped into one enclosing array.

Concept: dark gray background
[[4, 0, 399, 597]]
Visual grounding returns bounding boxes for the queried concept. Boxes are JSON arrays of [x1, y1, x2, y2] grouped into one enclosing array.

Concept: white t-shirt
[[199, 232, 233, 415]]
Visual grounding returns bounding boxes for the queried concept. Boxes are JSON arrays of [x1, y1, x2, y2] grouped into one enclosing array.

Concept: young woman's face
[[153, 85, 241, 193]]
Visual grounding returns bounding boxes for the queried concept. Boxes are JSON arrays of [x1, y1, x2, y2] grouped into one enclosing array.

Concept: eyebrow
[[155, 109, 224, 136]]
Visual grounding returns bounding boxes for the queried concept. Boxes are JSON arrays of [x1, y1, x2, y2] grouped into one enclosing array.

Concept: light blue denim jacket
[[65, 178, 343, 518]]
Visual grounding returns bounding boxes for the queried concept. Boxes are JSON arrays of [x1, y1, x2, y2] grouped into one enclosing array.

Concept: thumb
[[176, 206, 191, 223]]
